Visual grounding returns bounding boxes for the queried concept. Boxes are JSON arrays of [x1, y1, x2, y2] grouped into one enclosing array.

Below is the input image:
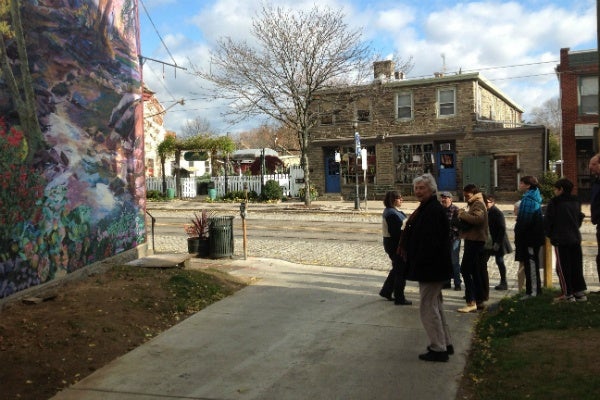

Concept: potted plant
[[184, 210, 213, 257]]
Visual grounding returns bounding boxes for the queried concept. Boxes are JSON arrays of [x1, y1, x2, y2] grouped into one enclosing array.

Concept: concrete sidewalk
[[50, 256, 488, 400]]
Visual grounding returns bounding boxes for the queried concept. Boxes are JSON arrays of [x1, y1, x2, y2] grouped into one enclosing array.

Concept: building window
[[319, 102, 341, 125], [320, 103, 333, 125], [340, 145, 376, 184], [579, 76, 598, 115], [396, 92, 412, 119], [395, 143, 434, 184], [355, 98, 371, 122], [438, 88, 455, 117]]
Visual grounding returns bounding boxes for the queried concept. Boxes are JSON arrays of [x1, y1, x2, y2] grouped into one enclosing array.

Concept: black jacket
[[544, 193, 584, 246], [487, 205, 510, 256], [401, 196, 452, 282]]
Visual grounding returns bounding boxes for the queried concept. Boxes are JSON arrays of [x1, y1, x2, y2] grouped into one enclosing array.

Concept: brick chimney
[[373, 60, 395, 80]]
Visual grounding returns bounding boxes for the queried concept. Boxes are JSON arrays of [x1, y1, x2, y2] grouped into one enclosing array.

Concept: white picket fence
[[146, 165, 305, 198]]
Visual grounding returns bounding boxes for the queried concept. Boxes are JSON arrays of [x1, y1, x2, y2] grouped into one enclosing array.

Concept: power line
[[139, 0, 179, 67]]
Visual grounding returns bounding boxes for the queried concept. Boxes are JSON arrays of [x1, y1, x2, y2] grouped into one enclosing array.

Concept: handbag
[[484, 227, 493, 251]]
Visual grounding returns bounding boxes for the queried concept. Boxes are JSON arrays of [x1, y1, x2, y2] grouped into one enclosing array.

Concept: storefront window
[[395, 143, 434, 184], [340, 145, 376, 184]]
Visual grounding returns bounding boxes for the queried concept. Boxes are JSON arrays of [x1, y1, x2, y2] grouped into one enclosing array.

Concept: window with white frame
[[579, 76, 598, 115], [438, 87, 455, 117], [396, 92, 412, 119]]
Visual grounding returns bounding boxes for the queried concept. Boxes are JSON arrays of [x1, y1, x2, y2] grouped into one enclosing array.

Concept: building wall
[[557, 47, 599, 198], [308, 72, 540, 199], [0, 1, 145, 298]]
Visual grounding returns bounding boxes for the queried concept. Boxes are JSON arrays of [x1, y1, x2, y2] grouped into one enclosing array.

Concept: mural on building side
[[0, 0, 144, 298]]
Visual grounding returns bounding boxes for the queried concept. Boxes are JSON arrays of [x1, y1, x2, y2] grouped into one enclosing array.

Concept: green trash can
[[166, 188, 175, 199], [209, 216, 235, 258], [208, 188, 217, 200]]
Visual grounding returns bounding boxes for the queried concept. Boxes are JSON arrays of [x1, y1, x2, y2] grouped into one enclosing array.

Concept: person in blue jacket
[[514, 175, 545, 299]]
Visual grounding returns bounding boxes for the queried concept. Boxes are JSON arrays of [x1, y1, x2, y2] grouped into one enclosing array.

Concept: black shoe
[[379, 291, 393, 301], [494, 283, 508, 291], [419, 350, 449, 362], [428, 345, 454, 355], [454, 285, 462, 291], [394, 298, 412, 305]]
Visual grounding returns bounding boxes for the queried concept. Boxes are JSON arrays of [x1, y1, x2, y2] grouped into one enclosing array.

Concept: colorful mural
[[0, 0, 145, 298]]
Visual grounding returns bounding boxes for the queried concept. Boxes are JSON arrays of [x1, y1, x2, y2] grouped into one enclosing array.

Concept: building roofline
[[315, 72, 524, 113]]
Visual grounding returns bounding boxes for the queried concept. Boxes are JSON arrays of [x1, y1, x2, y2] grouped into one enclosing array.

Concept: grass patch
[[459, 290, 600, 400]]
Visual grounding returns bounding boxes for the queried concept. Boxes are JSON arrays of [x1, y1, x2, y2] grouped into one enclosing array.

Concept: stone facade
[[308, 62, 547, 200], [556, 47, 599, 200]]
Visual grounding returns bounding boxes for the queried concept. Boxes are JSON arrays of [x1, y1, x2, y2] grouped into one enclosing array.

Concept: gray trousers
[[419, 281, 452, 352]]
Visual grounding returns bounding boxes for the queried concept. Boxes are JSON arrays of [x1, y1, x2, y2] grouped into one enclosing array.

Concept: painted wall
[[0, 0, 145, 298]]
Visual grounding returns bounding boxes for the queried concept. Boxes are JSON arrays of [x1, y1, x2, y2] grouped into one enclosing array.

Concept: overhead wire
[[139, 0, 178, 67]]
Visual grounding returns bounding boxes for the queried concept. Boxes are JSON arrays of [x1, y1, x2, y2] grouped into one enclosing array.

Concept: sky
[[139, 0, 597, 135]]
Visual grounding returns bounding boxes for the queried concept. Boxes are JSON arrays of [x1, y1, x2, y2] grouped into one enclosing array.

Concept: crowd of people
[[378, 156, 600, 362]]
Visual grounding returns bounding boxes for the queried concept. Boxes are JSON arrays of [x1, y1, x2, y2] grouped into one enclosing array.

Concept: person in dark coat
[[589, 154, 600, 284], [379, 191, 412, 305], [544, 178, 587, 302], [399, 173, 453, 362], [484, 195, 512, 291]]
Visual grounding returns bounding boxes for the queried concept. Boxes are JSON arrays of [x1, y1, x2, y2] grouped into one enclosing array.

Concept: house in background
[[230, 148, 279, 174], [308, 61, 547, 200], [143, 85, 173, 178], [556, 47, 599, 200]]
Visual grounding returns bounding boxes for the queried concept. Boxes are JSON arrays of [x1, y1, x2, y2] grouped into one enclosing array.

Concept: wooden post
[[544, 237, 553, 288]]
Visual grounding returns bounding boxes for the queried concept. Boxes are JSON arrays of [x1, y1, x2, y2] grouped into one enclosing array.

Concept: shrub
[[538, 171, 559, 203], [262, 180, 283, 201], [298, 184, 318, 201], [146, 190, 165, 200]]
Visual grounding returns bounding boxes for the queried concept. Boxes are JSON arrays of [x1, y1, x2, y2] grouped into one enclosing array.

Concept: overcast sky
[[139, 0, 596, 135]]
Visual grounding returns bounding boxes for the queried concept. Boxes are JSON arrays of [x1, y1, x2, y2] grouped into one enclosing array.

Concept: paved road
[[146, 200, 600, 292]]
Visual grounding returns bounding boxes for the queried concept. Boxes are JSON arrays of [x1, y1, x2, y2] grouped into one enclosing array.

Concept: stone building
[[308, 61, 548, 200], [556, 47, 599, 200]]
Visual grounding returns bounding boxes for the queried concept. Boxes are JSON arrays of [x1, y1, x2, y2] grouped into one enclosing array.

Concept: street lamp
[[353, 122, 360, 210]]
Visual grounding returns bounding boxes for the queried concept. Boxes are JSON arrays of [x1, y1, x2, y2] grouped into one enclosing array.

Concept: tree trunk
[[160, 156, 167, 195], [174, 149, 181, 198], [1, 0, 45, 162], [300, 129, 311, 206]]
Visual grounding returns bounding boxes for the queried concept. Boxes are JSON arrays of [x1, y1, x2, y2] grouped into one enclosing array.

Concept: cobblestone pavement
[[147, 202, 600, 292]]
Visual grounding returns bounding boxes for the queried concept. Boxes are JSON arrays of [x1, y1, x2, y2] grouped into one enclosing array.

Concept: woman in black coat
[[485, 195, 512, 291], [399, 173, 453, 362]]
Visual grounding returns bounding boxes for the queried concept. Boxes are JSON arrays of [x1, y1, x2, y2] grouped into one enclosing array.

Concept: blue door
[[438, 151, 457, 191], [325, 155, 341, 193]]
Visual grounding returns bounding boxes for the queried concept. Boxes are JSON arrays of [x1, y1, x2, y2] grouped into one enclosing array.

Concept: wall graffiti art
[[0, 0, 145, 298]]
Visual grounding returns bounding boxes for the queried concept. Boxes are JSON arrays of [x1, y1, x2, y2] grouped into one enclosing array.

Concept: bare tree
[[529, 97, 561, 134], [192, 4, 384, 205], [181, 116, 215, 138], [529, 97, 561, 161]]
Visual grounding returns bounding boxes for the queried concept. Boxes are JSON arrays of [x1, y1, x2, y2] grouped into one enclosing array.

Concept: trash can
[[208, 188, 217, 200], [209, 216, 235, 258], [166, 188, 175, 199]]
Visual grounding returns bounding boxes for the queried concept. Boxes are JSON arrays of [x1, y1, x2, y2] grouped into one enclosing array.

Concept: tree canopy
[[192, 3, 412, 204]]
